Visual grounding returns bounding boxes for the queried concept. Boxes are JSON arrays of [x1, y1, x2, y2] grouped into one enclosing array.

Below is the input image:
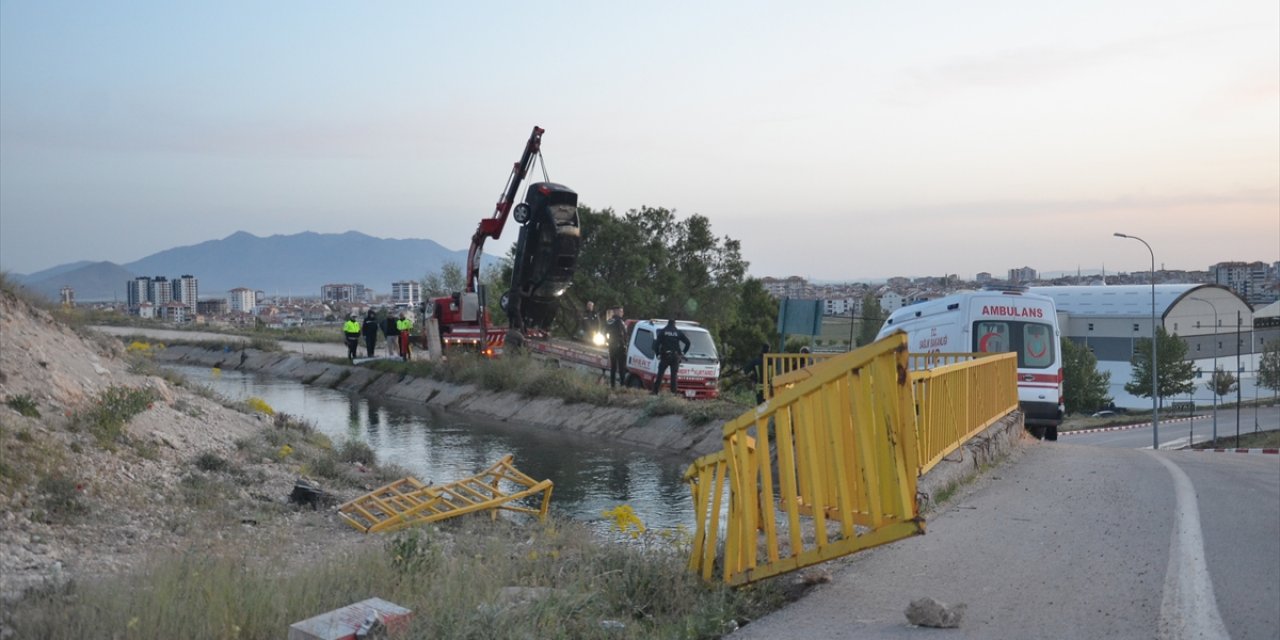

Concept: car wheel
[[499, 291, 511, 313], [1045, 425, 1058, 441]]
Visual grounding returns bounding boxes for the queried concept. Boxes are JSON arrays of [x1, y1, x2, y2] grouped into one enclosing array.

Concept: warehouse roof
[[1029, 284, 1230, 318]]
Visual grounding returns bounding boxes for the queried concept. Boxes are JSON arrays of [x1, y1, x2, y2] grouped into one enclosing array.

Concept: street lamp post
[[1187, 296, 1219, 442], [1114, 233, 1159, 450]]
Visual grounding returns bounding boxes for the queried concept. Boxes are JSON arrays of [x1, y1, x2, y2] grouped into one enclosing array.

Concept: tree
[[422, 262, 465, 298], [1061, 338, 1112, 415], [1259, 340, 1280, 400], [1124, 327, 1197, 410], [718, 278, 779, 369], [856, 294, 885, 346], [1205, 366, 1237, 401]]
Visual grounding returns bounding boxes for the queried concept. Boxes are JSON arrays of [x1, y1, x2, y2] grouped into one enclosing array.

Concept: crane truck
[[425, 126, 581, 351]]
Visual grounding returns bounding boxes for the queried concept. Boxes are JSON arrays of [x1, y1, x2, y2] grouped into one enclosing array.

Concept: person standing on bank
[[383, 309, 399, 358], [606, 308, 628, 389], [361, 309, 380, 358], [342, 313, 361, 360], [396, 311, 414, 361], [745, 342, 769, 404], [651, 317, 691, 395]]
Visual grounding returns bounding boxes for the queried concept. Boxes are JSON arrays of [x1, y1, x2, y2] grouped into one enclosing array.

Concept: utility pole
[[1236, 310, 1242, 448]]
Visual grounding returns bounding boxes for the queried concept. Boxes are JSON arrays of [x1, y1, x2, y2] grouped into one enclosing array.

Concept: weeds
[[36, 473, 87, 521], [5, 394, 41, 418], [5, 515, 784, 639], [71, 386, 159, 448]]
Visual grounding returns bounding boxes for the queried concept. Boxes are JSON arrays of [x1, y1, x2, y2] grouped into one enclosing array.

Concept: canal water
[[168, 365, 696, 532]]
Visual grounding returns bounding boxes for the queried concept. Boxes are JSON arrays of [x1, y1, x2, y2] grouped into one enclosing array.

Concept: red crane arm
[[465, 126, 544, 293]]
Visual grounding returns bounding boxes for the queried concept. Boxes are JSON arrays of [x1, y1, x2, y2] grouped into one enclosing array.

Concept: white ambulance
[[876, 288, 1064, 440]]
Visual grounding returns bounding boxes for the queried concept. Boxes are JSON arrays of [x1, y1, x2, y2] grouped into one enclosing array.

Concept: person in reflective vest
[[651, 318, 690, 395], [342, 314, 361, 360], [395, 311, 414, 361]]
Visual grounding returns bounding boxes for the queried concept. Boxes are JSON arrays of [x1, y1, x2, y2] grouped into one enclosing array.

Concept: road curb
[[1187, 448, 1279, 454], [1062, 415, 1204, 436]]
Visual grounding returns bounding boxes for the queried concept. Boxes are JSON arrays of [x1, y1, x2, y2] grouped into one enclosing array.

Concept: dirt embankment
[[153, 344, 727, 458], [0, 294, 383, 603]]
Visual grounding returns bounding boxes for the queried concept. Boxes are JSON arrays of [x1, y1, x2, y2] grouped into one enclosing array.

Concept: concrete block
[[288, 597, 412, 640]]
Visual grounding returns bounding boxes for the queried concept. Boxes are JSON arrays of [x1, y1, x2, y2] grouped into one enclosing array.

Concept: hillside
[[0, 284, 379, 603], [16, 230, 501, 301]]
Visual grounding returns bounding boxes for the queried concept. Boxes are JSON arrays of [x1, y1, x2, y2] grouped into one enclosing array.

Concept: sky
[[2, 1, 1277, 281]]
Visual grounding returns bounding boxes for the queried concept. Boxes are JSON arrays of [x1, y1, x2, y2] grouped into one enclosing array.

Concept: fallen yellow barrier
[[338, 455, 553, 534]]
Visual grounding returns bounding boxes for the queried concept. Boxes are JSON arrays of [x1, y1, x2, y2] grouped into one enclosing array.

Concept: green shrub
[[336, 439, 376, 466], [195, 452, 231, 473], [74, 385, 158, 447], [36, 473, 87, 521], [5, 394, 40, 418]]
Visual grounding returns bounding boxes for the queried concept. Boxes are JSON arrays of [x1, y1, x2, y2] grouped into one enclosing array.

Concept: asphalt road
[[731, 443, 1280, 639], [1065, 406, 1280, 449]]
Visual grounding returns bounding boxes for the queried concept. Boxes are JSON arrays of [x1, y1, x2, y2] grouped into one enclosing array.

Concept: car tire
[[1045, 424, 1058, 441]]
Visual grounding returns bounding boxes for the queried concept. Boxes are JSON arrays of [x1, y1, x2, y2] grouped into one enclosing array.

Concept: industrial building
[[1031, 285, 1275, 410]]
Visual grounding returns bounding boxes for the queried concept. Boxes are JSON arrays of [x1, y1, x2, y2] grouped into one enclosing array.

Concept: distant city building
[[976, 272, 993, 284], [1209, 261, 1278, 307], [148, 276, 172, 305], [1008, 266, 1037, 284], [126, 277, 150, 309], [59, 286, 74, 307], [761, 276, 808, 299], [391, 280, 421, 308], [321, 283, 367, 304], [173, 274, 198, 312], [823, 298, 854, 316], [158, 301, 190, 323], [227, 287, 256, 314], [196, 299, 227, 316], [879, 291, 905, 312]]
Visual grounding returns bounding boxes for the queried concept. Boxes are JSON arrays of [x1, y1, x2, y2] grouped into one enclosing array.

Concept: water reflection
[[171, 365, 695, 530]]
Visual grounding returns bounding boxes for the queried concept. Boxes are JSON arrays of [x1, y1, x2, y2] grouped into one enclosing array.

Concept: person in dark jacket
[[744, 342, 770, 404], [382, 309, 399, 358], [651, 318, 691, 395], [342, 313, 361, 360], [361, 310, 380, 358], [606, 309, 628, 388]]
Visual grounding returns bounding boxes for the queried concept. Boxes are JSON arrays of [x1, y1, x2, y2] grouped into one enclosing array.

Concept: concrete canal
[[168, 364, 697, 532]]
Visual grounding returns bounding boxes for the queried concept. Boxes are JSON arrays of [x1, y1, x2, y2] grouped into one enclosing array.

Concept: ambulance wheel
[[1045, 425, 1058, 441]]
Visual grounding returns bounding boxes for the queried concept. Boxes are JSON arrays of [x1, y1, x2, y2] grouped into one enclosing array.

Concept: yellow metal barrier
[[761, 352, 837, 400], [910, 353, 1018, 474], [338, 455, 552, 534], [686, 334, 924, 586]]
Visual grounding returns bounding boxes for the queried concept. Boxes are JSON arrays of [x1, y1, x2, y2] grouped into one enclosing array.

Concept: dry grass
[[6, 516, 785, 639]]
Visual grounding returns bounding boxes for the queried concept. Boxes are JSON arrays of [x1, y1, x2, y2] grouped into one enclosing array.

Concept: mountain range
[[13, 231, 495, 302]]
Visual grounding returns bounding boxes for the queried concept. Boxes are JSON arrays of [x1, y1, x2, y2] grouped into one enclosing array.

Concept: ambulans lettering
[[980, 305, 1044, 318]]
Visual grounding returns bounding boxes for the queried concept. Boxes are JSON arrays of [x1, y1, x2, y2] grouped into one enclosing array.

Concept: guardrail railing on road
[[685, 334, 923, 586]]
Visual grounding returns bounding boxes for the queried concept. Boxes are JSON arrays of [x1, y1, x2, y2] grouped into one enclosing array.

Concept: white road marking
[[1152, 453, 1231, 640]]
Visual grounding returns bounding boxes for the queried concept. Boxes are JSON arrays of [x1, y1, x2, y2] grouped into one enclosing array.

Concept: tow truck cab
[[875, 289, 1064, 439], [625, 320, 720, 399]]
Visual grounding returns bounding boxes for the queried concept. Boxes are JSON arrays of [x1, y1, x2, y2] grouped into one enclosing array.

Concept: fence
[[686, 337, 1019, 585], [685, 334, 923, 586], [909, 352, 1018, 474]]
